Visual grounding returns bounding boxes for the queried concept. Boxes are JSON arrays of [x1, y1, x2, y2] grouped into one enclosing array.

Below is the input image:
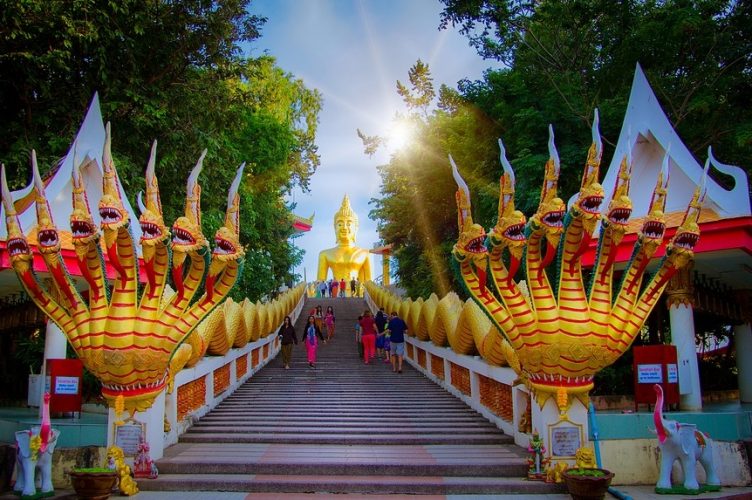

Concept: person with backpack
[[387, 311, 408, 373], [374, 308, 388, 361], [277, 316, 297, 370]]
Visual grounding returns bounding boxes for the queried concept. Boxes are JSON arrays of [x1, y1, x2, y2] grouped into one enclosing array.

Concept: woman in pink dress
[[303, 315, 323, 368], [359, 310, 377, 364]]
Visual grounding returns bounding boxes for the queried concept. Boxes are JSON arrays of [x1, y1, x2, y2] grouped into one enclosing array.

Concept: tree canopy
[[1, 0, 322, 300], [367, 0, 750, 298]]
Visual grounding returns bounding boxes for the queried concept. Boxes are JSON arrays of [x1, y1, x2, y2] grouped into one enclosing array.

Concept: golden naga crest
[[1, 124, 246, 413], [446, 111, 707, 406]]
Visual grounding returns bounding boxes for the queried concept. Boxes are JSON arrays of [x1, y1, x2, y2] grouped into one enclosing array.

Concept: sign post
[[633, 345, 679, 411], [45, 358, 83, 414]]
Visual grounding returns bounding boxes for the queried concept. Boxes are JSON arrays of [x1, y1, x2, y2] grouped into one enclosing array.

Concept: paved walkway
[[129, 487, 752, 499], [5, 484, 750, 499]]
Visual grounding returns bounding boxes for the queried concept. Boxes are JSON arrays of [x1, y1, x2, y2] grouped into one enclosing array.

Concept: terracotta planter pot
[[68, 470, 118, 500], [562, 468, 614, 500]]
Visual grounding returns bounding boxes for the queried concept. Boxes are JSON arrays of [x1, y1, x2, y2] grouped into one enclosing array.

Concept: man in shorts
[[387, 311, 407, 373]]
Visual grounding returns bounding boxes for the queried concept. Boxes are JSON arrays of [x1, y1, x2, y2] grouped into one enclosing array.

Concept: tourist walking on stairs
[[303, 315, 323, 368], [354, 315, 364, 360], [359, 310, 377, 364], [375, 308, 387, 361], [324, 306, 336, 341], [277, 316, 297, 369], [313, 305, 324, 336], [387, 311, 408, 373]]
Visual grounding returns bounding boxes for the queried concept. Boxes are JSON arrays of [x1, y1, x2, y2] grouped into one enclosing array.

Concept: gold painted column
[[369, 244, 393, 287], [382, 255, 390, 287]]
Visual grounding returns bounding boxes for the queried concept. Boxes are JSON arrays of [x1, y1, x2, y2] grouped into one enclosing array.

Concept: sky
[[246, 0, 497, 283]]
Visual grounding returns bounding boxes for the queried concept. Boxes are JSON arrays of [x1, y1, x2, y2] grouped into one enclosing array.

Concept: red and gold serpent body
[[2, 126, 246, 412], [370, 114, 705, 407]]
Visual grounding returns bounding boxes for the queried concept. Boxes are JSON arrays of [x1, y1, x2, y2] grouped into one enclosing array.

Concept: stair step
[[199, 414, 487, 422], [138, 473, 564, 495], [180, 432, 511, 445], [157, 444, 528, 477], [187, 424, 499, 433]]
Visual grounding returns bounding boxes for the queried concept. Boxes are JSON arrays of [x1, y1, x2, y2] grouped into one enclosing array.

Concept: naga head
[[98, 123, 129, 251], [205, 164, 246, 301], [31, 152, 61, 255], [70, 153, 99, 247], [172, 150, 209, 266], [602, 134, 633, 241], [138, 141, 168, 247], [664, 149, 709, 267], [639, 148, 670, 255], [1, 165, 33, 272], [488, 139, 526, 260], [529, 125, 566, 247], [211, 163, 245, 264], [449, 155, 487, 264], [572, 110, 605, 234]]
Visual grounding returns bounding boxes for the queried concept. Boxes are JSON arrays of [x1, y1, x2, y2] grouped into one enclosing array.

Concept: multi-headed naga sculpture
[[2, 125, 245, 412], [449, 111, 706, 406]]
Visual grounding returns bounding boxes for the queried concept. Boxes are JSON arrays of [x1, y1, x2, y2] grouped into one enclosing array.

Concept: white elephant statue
[[653, 384, 720, 493], [14, 392, 60, 499], [14, 426, 61, 498]]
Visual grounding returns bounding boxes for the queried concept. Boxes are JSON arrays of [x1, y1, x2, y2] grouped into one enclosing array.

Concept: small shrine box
[[632, 345, 679, 411], [45, 358, 83, 414]]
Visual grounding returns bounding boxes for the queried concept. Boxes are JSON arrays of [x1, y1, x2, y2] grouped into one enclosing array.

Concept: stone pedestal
[[531, 396, 589, 468], [107, 390, 166, 461]]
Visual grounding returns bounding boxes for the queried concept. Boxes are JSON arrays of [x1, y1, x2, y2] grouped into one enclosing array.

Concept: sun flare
[[387, 120, 413, 150]]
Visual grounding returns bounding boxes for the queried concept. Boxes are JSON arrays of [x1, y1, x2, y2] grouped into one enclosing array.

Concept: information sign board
[[54, 376, 80, 395], [115, 424, 143, 456], [637, 363, 663, 383], [549, 425, 582, 458]]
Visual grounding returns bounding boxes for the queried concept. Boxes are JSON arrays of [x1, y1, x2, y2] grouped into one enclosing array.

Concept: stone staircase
[[139, 298, 562, 495]]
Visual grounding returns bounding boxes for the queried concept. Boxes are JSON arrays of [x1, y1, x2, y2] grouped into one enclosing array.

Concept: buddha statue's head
[[334, 194, 358, 246]]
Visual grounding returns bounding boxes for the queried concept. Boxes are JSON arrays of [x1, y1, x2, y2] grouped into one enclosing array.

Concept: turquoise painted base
[[655, 484, 722, 495]]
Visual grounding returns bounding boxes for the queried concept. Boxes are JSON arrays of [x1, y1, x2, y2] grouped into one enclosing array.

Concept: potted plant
[[68, 467, 118, 500], [561, 467, 614, 500]]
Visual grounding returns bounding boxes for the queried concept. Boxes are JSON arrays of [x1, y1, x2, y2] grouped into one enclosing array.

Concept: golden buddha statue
[[317, 194, 372, 282]]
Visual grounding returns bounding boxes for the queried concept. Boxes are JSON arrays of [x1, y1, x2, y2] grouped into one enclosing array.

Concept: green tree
[[367, 1, 751, 297], [440, 0, 752, 175], [362, 61, 499, 297], [0, 0, 322, 300]]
